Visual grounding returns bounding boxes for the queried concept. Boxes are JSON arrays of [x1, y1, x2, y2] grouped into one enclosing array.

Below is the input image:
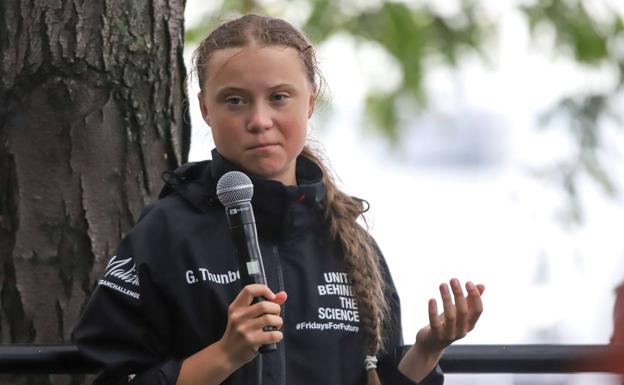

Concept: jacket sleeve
[[375, 248, 444, 385], [72, 208, 183, 385]]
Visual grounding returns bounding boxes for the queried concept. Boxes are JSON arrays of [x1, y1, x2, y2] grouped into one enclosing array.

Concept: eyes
[[223, 93, 290, 107], [224, 96, 244, 106], [270, 93, 288, 103]]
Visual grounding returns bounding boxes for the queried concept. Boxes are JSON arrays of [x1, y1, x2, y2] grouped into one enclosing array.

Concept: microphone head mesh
[[216, 171, 254, 206]]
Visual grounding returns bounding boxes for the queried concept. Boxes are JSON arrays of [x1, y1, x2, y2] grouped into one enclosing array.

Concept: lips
[[249, 143, 278, 150]]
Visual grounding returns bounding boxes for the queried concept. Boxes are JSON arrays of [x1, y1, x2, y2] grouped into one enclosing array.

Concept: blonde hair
[[193, 15, 390, 384]]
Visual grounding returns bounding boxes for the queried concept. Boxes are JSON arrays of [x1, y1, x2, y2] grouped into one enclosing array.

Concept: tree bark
[[0, 0, 189, 383]]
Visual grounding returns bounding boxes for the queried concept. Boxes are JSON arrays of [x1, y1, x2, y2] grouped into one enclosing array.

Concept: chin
[[257, 166, 293, 184], [256, 169, 285, 180], [253, 162, 285, 175]]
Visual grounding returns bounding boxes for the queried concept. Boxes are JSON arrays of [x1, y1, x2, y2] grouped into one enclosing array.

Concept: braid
[[301, 146, 390, 384]]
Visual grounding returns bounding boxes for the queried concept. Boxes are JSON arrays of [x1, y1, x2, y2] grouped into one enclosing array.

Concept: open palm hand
[[415, 278, 485, 354]]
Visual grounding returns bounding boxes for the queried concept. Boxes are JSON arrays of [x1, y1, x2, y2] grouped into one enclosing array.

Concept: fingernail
[[466, 281, 474, 290]]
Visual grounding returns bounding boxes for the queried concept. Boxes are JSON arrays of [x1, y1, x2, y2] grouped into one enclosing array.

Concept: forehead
[[205, 45, 311, 90]]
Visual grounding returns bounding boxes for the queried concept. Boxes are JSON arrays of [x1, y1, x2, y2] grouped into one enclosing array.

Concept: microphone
[[216, 171, 277, 353]]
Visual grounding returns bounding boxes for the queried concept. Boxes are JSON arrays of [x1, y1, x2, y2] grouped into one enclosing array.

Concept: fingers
[[465, 281, 484, 329], [451, 278, 468, 336], [229, 287, 285, 323], [222, 285, 287, 366], [429, 279, 484, 344], [229, 314, 284, 357], [249, 313, 284, 331], [440, 282, 456, 340], [230, 284, 277, 308], [272, 291, 288, 305], [428, 298, 441, 332], [250, 329, 284, 347], [233, 313, 285, 344]]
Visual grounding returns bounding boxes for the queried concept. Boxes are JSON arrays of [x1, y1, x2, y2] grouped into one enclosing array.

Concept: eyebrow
[[215, 87, 247, 96]]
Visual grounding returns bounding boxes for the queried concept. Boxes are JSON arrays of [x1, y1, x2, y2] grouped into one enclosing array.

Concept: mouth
[[249, 143, 278, 150]]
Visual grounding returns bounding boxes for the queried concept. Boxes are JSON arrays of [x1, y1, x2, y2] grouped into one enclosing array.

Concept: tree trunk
[[0, 0, 189, 383]]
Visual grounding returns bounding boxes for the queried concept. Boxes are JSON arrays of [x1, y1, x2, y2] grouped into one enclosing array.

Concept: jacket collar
[[209, 149, 325, 206], [160, 149, 326, 239]]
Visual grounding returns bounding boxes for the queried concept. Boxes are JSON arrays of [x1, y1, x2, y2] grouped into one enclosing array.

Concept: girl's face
[[199, 45, 316, 186]]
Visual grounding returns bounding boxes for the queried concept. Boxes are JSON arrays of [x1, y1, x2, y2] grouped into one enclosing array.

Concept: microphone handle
[[229, 221, 277, 353]]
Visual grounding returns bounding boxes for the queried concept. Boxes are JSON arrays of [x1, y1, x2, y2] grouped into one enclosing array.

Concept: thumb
[[271, 291, 288, 305]]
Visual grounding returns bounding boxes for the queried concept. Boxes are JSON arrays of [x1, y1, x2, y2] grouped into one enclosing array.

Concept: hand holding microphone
[[216, 171, 285, 356], [219, 284, 286, 366]]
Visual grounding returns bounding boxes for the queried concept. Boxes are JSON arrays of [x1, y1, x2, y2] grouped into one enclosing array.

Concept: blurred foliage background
[[185, 0, 624, 226]]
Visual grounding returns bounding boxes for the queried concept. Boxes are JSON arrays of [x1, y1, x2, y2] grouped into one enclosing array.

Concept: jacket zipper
[[256, 354, 263, 385], [273, 245, 286, 385]]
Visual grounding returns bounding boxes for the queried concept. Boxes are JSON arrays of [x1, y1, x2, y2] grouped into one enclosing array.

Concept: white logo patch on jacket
[[98, 255, 141, 300], [104, 255, 140, 286]]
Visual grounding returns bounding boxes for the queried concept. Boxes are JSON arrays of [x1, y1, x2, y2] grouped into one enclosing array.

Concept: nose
[[246, 103, 273, 133]]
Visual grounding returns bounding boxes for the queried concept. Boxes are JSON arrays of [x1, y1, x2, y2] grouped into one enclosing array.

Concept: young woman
[[73, 14, 484, 385]]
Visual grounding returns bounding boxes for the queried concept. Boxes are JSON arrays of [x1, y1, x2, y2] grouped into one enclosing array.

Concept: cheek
[[282, 116, 308, 147], [281, 105, 309, 140], [210, 121, 239, 151], [209, 112, 237, 134]]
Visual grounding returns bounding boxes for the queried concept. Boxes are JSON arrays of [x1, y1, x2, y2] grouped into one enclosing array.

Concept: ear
[[198, 93, 211, 125]]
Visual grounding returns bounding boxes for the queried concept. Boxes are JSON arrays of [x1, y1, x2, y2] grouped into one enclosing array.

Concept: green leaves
[[185, 0, 492, 141], [185, 0, 624, 225], [336, 1, 492, 140], [521, 0, 613, 64], [520, 0, 624, 223]]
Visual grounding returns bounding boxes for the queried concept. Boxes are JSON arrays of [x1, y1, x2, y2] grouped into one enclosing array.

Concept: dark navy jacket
[[72, 150, 443, 385]]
